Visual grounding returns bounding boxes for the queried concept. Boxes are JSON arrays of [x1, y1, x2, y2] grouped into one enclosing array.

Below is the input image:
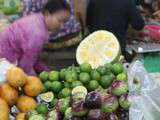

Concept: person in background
[[87, 0, 145, 60], [0, 0, 70, 75]]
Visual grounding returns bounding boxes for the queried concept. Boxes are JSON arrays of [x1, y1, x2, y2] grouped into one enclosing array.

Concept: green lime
[[50, 98, 58, 107], [71, 81, 83, 88], [105, 63, 113, 71], [90, 70, 101, 81], [60, 69, 67, 80], [51, 81, 62, 93], [39, 71, 49, 82], [79, 72, 91, 85], [64, 82, 71, 88], [49, 71, 60, 81], [97, 66, 107, 75], [88, 80, 99, 91], [106, 72, 115, 80], [100, 75, 114, 88], [80, 63, 92, 73], [44, 81, 52, 91], [36, 104, 48, 114], [112, 63, 123, 75], [65, 70, 78, 82], [116, 73, 127, 82], [60, 88, 71, 98]]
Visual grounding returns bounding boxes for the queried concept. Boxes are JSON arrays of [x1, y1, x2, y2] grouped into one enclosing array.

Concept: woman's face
[[44, 10, 70, 32]]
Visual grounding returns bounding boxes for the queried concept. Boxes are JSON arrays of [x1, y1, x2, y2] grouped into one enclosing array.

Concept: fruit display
[[30, 61, 129, 120], [0, 66, 43, 120], [0, 31, 130, 120]]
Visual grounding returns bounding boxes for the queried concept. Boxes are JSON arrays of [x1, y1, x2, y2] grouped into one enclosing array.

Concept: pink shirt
[[0, 13, 49, 75]]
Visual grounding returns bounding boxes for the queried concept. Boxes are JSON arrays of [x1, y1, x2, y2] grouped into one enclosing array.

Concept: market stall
[[0, 0, 160, 120]]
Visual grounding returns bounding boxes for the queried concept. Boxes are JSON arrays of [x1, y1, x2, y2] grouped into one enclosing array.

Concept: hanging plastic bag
[[127, 61, 160, 120], [0, 58, 14, 86]]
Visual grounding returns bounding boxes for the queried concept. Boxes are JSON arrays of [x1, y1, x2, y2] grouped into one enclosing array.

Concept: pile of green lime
[[38, 62, 128, 108]]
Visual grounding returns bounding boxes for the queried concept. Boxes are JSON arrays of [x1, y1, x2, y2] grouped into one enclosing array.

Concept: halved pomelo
[[76, 30, 121, 68]]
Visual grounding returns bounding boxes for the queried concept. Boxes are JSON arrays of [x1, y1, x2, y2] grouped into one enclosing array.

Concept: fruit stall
[[0, 1, 160, 120], [1, 30, 160, 120]]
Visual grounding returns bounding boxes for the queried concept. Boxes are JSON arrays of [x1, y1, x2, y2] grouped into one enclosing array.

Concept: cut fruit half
[[40, 92, 54, 103], [76, 30, 121, 68]]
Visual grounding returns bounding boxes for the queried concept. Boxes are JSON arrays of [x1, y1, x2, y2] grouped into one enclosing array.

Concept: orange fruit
[[0, 98, 9, 120], [23, 76, 43, 97], [17, 95, 37, 112], [0, 84, 18, 106], [16, 113, 26, 120], [7, 67, 27, 87]]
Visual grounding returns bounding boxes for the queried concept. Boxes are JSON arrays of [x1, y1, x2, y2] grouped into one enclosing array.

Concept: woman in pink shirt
[[0, 0, 70, 75]]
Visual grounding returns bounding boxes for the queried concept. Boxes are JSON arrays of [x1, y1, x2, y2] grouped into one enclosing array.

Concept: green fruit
[[88, 80, 99, 91], [112, 63, 123, 75], [60, 69, 67, 80], [80, 63, 92, 73], [112, 80, 128, 97], [57, 98, 70, 114], [101, 95, 119, 113], [71, 81, 83, 88], [51, 81, 62, 93], [100, 75, 114, 88], [119, 93, 130, 110], [36, 104, 48, 114], [90, 70, 101, 81], [65, 71, 78, 82], [49, 71, 60, 81], [97, 66, 107, 75], [50, 98, 58, 107], [116, 73, 127, 82], [105, 63, 113, 70], [44, 81, 52, 91], [39, 71, 49, 82], [60, 88, 71, 98], [65, 107, 73, 119], [64, 82, 71, 88], [40, 92, 54, 103], [29, 114, 44, 120], [79, 72, 91, 85], [72, 86, 88, 97], [41, 87, 47, 93]]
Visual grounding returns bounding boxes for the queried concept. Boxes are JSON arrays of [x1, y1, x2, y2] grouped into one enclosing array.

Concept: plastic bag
[[127, 61, 160, 120], [0, 58, 14, 86]]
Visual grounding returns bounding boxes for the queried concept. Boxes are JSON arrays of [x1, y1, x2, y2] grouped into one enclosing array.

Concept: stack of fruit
[[0, 66, 44, 120], [27, 62, 129, 120]]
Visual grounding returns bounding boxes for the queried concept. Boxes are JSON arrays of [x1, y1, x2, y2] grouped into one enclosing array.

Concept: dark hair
[[43, 0, 70, 13]]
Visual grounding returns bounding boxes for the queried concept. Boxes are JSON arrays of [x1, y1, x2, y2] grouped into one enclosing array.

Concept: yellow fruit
[[0, 84, 18, 106], [23, 76, 43, 97], [0, 98, 9, 120], [16, 113, 26, 120], [17, 96, 37, 112], [76, 30, 121, 68], [7, 67, 27, 87]]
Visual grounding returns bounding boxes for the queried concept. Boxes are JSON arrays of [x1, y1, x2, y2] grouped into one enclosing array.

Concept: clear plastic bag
[[127, 61, 160, 120], [0, 58, 14, 86]]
